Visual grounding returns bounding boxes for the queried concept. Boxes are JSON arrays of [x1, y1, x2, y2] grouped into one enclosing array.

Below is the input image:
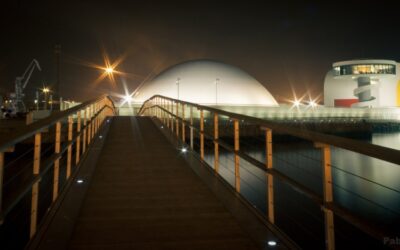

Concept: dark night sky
[[1, 0, 400, 103]]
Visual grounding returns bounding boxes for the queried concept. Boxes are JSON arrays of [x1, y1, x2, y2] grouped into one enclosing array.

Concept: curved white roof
[[333, 59, 397, 67], [134, 59, 278, 106]]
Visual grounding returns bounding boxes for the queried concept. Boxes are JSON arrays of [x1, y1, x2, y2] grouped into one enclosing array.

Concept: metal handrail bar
[[0, 95, 115, 245], [0, 95, 113, 152], [140, 95, 400, 165], [139, 95, 397, 246]]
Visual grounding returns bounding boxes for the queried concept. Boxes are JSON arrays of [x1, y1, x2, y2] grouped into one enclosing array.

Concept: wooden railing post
[[214, 113, 219, 173], [315, 142, 335, 250], [176, 101, 179, 137], [170, 100, 174, 132], [93, 103, 97, 135], [91, 104, 95, 140], [234, 119, 240, 192], [181, 104, 185, 142], [190, 106, 194, 149], [30, 132, 41, 238], [76, 111, 81, 164], [88, 107, 92, 145], [52, 122, 61, 201], [0, 152, 4, 216], [162, 98, 166, 125], [200, 109, 204, 160], [66, 116, 73, 179], [265, 128, 274, 224], [82, 108, 87, 154]]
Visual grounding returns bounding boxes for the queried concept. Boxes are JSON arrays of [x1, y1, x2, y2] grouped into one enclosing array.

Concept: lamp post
[[176, 78, 180, 100], [215, 78, 220, 105], [43, 87, 50, 110]]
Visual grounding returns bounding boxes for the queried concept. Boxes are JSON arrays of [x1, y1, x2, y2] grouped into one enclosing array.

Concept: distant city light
[[181, 147, 187, 153], [43, 87, 50, 93], [77, 179, 84, 184], [267, 240, 277, 246], [293, 99, 301, 107]]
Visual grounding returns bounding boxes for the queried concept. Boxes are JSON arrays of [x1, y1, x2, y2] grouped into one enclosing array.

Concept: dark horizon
[[1, 1, 400, 103]]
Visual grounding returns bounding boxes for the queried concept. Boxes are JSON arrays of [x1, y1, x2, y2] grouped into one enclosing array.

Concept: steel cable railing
[[0, 95, 115, 249], [139, 94, 400, 250]]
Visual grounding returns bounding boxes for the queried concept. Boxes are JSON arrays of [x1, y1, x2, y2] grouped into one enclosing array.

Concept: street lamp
[[215, 78, 219, 105], [105, 67, 114, 74], [43, 87, 50, 110], [176, 78, 180, 100]]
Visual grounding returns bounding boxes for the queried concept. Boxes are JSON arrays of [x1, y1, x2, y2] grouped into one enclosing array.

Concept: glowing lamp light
[[105, 67, 114, 74], [267, 240, 277, 247], [293, 100, 301, 107], [309, 100, 317, 107], [181, 148, 187, 153], [123, 94, 133, 103], [76, 179, 84, 184], [43, 87, 50, 93]]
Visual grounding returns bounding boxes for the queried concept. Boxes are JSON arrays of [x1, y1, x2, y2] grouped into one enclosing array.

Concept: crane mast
[[11, 59, 41, 114]]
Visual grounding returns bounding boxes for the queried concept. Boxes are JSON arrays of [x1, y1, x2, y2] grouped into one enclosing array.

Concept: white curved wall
[[324, 60, 400, 107], [134, 60, 278, 106]]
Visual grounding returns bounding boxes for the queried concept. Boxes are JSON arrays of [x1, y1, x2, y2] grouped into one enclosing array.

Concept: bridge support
[[315, 142, 335, 250]]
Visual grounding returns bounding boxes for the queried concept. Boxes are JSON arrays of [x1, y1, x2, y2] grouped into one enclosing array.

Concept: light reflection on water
[[203, 132, 400, 248]]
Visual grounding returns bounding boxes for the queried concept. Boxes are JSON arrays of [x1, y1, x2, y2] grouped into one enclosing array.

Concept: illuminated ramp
[[69, 116, 260, 249], [31, 116, 290, 250]]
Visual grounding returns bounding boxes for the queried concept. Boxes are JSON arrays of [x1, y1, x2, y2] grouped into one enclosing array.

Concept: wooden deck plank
[[68, 116, 259, 249]]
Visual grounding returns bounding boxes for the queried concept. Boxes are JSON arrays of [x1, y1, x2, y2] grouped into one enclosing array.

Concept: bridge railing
[[0, 95, 115, 247], [139, 95, 400, 250]]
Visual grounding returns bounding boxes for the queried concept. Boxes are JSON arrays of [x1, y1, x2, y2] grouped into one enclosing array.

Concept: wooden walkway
[[68, 116, 260, 249]]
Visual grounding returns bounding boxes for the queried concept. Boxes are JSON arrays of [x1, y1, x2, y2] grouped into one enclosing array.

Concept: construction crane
[[10, 59, 41, 114]]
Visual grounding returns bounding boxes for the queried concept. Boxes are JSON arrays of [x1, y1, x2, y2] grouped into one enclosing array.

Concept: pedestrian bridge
[[0, 95, 399, 250]]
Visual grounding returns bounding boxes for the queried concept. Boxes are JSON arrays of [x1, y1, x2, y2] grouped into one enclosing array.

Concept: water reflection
[[203, 132, 400, 248]]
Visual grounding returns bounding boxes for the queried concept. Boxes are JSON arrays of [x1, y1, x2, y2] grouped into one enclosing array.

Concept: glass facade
[[333, 64, 396, 76]]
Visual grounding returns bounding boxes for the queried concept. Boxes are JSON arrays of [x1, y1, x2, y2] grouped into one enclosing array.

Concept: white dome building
[[133, 59, 278, 106]]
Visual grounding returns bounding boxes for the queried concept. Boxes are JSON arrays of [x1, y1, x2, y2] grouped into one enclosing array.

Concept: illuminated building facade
[[324, 59, 400, 107]]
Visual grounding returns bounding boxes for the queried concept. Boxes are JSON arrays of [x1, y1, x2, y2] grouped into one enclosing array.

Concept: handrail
[[0, 94, 113, 152], [138, 94, 399, 249], [0, 95, 116, 247], [139, 95, 400, 165]]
